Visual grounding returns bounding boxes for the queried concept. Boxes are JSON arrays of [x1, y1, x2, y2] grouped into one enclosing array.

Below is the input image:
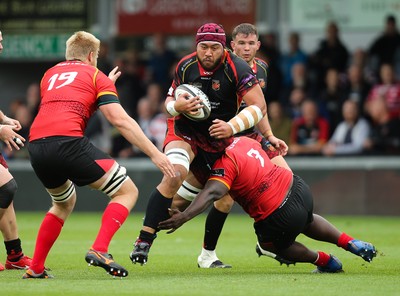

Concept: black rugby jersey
[[167, 49, 258, 139], [236, 57, 269, 136], [253, 57, 268, 99]]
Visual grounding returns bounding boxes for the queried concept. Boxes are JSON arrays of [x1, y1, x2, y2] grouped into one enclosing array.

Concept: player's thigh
[[29, 137, 103, 188]]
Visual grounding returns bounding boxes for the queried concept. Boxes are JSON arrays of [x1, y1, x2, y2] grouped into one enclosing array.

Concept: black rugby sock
[[203, 205, 228, 251], [5, 238, 23, 261], [143, 189, 172, 231]]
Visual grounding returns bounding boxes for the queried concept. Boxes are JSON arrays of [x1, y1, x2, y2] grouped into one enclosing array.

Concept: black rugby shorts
[[28, 136, 113, 189], [253, 175, 314, 250]]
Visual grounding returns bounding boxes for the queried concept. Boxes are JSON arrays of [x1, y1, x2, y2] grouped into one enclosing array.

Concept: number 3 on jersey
[[247, 148, 265, 167], [47, 72, 78, 90]]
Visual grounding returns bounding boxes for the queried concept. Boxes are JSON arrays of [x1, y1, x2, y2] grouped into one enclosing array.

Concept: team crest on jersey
[[212, 80, 220, 91], [258, 78, 266, 88], [211, 168, 225, 177]]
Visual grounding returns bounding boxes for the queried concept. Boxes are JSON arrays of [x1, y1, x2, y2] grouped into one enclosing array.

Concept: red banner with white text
[[117, 0, 256, 35]]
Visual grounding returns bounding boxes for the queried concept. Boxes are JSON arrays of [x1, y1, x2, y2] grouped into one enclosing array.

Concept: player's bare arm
[[257, 115, 289, 155], [210, 85, 266, 139], [159, 180, 229, 233], [100, 103, 175, 178]]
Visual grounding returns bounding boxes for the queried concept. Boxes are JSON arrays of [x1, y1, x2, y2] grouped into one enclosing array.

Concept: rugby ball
[[174, 84, 211, 121]]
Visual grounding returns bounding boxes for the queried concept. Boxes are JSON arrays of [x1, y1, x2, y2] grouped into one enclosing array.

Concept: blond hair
[[65, 31, 100, 61]]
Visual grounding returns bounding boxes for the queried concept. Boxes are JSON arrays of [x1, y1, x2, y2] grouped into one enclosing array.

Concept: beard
[[200, 56, 222, 71]]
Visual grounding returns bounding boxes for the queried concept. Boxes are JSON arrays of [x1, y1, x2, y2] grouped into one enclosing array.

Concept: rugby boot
[[85, 249, 128, 277], [22, 269, 53, 279], [197, 249, 232, 268], [130, 239, 151, 265], [313, 254, 344, 273], [6, 255, 32, 270], [347, 240, 377, 262]]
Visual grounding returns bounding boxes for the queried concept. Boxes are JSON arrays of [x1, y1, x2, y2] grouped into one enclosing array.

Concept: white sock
[[200, 248, 217, 259]]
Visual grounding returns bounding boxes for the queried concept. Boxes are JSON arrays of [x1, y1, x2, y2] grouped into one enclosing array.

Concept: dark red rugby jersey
[[253, 57, 268, 98], [238, 57, 268, 111], [209, 137, 292, 222], [168, 49, 259, 138], [29, 61, 119, 141]]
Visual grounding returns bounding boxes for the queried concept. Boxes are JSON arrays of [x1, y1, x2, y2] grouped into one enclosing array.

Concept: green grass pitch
[[1, 212, 399, 296]]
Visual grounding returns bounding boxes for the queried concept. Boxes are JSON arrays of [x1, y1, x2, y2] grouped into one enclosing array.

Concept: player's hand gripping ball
[[174, 84, 211, 121]]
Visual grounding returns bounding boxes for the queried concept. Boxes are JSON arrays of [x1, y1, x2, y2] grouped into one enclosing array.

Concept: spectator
[[365, 63, 400, 119], [144, 82, 164, 113], [351, 48, 375, 85], [259, 32, 283, 102], [343, 64, 372, 115], [289, 99, 330, 156], [119, 83, 167, 157], [85, 111, 112, 155], [111, 51, 146, 157], [280, 32, 308, 89], [322, 100, 370, 156], [146, 33, 177, 92], [97, 41, 114, 74], [286, 87, 307, 119], [317, 68, 347, 134], [114, 51, 145, 118], [364, 98, 400, 155], [268, 101, 292, 145], [310, 21, 349, 92], [368, 15, 400, 78], [280, 62, 312, 105], [25, 82, 41, 118]]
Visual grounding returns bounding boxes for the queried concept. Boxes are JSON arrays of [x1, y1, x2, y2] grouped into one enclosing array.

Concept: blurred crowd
[[3, 15, 400, 159]]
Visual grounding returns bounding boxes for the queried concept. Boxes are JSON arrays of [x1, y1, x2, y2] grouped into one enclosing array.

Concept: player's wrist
[[264, 129, 274, 138], [227, 122, 237, 135], [166, 100, 180, 116]]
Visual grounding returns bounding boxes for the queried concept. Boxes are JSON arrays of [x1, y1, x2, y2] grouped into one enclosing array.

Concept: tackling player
[[159, 137, 377, 273], [22, 31, 175, 279]]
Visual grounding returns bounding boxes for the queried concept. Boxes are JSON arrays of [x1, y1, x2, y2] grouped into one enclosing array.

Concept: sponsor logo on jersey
[[258, 78, 266, 88], [212, 80, 220, 91], [211, 168, 225, 177]]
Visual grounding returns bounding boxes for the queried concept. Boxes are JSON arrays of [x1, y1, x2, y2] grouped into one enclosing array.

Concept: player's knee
[[166, 148, 190, 173], [98, 164, 129, 198], [0, 178, 17, 209], [214, 195, 234, 213], [177, 180, 202, 202], [172, 193, 192, 211]]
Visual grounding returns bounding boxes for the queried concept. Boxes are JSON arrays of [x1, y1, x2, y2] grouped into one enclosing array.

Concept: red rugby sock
[[314, 251, 331, 266], [91, 203, 129, 253], [30, 212, 64, 274], [337, 232, 354, 250]]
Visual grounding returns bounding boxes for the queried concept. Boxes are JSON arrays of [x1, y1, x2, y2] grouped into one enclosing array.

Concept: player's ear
[[256, 40, 261, 50], [87, 51, 97, 66], [87, 51, 93, 61]]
